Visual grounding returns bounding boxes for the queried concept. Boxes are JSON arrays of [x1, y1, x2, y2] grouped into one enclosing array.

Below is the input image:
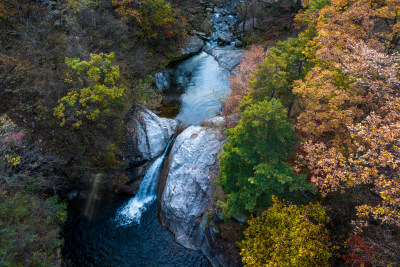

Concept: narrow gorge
[[62, 0, 245, 265]]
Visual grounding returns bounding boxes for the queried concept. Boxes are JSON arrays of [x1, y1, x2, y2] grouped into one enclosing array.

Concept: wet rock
[[154, 70, 171, 91], [160, 126, 225, 250], [181, 36, 205, 57], [202, 225, 242, 267], [194, 31, 211, 41], [67, 190, 79, 200], [234, 40, 243, 47], [216, 32, 232, 46], [200, 116, 226, 130], [126, 106, 178, 165], [232, 214, 247, 223], [206, 47, 245, 72]]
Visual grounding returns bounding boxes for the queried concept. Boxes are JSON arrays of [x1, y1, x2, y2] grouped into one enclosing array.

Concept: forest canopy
[[220, 0, 400, 265]]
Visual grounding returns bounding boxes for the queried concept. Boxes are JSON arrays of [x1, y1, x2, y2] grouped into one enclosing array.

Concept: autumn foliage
[[54, 52, 125, 128], [342, 231, 376, 266], [219, 0, 400, 264], [113, 0, 186, 42], [239, 197, 332, 266], [294, 0, 400, 228], [222, 44, 265, 124]]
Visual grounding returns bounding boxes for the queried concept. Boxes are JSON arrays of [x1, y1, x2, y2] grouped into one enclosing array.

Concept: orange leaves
[[222, 45, 266, 123], [294, 66, 363, 147], [294, 0, 400, 228], [301, 99, 400, 226], [0, 0, 17, 19]]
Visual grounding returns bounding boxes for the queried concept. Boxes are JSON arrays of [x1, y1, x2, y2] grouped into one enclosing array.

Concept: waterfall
[[116, 138, 174, 225]]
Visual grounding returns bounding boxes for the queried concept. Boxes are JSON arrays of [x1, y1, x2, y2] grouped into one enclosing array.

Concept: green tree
[[241, 28, 317, 116], [217, 99, 312, 217], [239, 197, 332, 267], [54, 52, 125, 128]]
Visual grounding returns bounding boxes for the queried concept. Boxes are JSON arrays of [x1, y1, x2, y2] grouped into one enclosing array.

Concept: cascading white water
[[116, 138, 174, 225]]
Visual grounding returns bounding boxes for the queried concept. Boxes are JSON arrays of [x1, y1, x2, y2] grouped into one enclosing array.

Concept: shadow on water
[[63, 194, 211, 267]]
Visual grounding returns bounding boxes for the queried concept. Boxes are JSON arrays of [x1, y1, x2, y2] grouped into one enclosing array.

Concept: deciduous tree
[[241, 28, 317, 117], [222, 44, 265, 125], [53, 52, 125, 128], [239, 197, 332, 266]]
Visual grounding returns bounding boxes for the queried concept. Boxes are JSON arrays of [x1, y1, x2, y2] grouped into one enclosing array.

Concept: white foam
[[115, 138, 174, 226]]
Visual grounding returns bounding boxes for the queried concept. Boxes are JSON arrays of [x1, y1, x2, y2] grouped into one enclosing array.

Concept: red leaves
[[343, 231, 376, 266], [222, 44, 265, 126], [3, 131, 24, 145]]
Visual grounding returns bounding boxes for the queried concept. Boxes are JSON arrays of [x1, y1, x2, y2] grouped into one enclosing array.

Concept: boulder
[[206, 47, 245, 72], [216, 32, 232, 46], [200, 116, 226, 129], [234, 40, 243, 48], [126, 106, 178, 165], [154, 70, 171, 91], [181, 35, 205, 57], [193, 31, 211, 41], [160, 126, 225, 250]]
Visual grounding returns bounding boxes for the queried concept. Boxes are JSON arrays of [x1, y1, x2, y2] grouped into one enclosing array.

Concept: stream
[[62, 1, 241, 266], [157, 52, 229, 125], [62, 51, 227, 266]]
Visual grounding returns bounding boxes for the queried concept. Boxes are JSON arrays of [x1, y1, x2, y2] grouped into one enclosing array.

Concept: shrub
[[0, 192, 66, 266], [113, 0, 186, 43], [0, 115, 60, 190]]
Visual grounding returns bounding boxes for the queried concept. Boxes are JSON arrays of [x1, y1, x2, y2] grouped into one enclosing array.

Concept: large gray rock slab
[[200, 116, 226, 130], [126, 105, 178, 164], [206, 47, 245, 72], [160, 126, 225, 250], [181, 36, 205, 56]]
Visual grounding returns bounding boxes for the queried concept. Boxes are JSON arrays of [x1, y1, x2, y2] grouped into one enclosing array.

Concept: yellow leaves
[[54, 52, 125, 128], [5, 154, 20, 166], [240, 198, 332, 266], [63, 0, 94, 13], [303, 98, 400, 227], [87, 66, 101, 82], [72, 120, 82, 128], [294, 66, 362, 148]]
